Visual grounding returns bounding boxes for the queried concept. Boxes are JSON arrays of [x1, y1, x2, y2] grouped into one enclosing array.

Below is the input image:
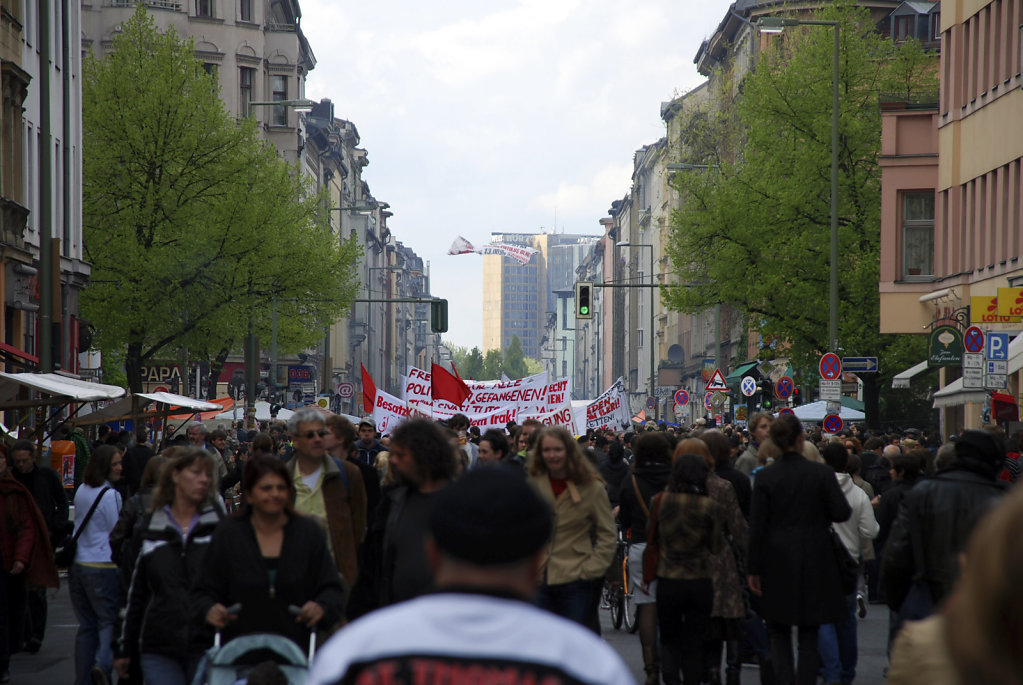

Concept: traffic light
[[759, 379, 774, 410], [575, 282, 593, 319], [792, 386, 803, 406], [430, 299, 448, 333]]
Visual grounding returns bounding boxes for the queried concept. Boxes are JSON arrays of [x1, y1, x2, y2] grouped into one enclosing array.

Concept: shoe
[[24, 638, 42, 653], [857, 593, 867, 618], [90, 666, 110, 685]]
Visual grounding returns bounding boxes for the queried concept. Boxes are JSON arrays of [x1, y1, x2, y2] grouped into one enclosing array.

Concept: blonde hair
[[757, 439, 782, 465], [528, 426, 599, 485]]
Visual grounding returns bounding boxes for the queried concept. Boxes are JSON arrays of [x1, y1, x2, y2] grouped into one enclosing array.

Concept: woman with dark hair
[[599, 441, 630, 507], [193, 455, 345, 649], [477, 429, 510, 467], [747, 413, 851, 685], [70, 444, 123, 685], [617, 431, 673, 685], [649, 454, 722, 685], [112, 449, 221, 684], [528, 426, 617, 631]]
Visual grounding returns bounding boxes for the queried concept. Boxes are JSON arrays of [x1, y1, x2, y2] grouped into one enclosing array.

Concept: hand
[[295, 601, 324, 628], [205, 603, 238, 628], [114, 658, 130, 679], [748, 574, 762, 597], [871, 494, 881, 508], [10, 560, 25, 575]]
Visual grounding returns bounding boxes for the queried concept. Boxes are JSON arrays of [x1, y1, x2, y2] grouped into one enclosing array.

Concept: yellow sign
[[317, 397, 329, 408], [996, 288, 1023, 317], [971, 295, 1022, 324]]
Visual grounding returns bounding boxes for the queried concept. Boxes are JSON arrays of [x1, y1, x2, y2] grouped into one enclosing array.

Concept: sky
[[299, 0, 720, 351]]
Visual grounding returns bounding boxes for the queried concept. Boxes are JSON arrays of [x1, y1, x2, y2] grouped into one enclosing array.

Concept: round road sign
[[823, 414, 843, 433], [963, 326, 985, 354], [336, 381, 355, 399], [704, 392, 714, 411], [740, 376, 757, 397], [674, 388, 690, 406], [778, 407, 795, 416], [775, 376, 794, 399], [153, 386, 169, 394], [819, 353, 842, 380], [646, 396, 656, 410]]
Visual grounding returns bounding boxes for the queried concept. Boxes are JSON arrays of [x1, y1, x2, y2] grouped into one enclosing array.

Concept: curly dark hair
[[667, 453, 709, 495], [389, 418, 458, 483]]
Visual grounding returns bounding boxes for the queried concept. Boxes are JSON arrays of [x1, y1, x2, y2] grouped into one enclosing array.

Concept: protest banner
[[372, 389, 412, 435], [585, 377, 632, 431]]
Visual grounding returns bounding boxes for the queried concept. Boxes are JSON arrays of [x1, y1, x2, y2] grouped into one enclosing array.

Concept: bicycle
[[603, 526, 637, 632]]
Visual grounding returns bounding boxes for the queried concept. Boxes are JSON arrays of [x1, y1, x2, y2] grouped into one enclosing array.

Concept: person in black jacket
[[113, 449, 223, 685], [617, 431, 672, 685], [599, 442, 630, 507], [194, 455, 346, 649]]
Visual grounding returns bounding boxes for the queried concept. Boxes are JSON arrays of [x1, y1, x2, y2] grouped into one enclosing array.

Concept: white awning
[[74, 392, 222, 423], [136, 392, 221, 411], [892, 360, 929, 389], [0, 372, 126, 404], [932, 333, 1023, 408]]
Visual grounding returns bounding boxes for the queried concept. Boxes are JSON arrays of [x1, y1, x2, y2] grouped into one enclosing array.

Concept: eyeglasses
[[299, 430, 329, 440]]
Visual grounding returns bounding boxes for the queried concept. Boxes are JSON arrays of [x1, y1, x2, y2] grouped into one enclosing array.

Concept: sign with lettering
[[927, 325, 963, 367], [996, 288, 1023, 317], [970, 296, 1022, 324]]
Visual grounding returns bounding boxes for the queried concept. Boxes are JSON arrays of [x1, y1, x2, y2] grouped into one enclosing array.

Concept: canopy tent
[[73, 392, 222, 425], [891, 360, 929, 389], [0, 372, 126, 447], [790, 400, 866, 422], [932, 332, 1023, 409]]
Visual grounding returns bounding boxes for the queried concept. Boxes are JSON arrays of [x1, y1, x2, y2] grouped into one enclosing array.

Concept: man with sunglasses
[[285, 407, 366, 587]]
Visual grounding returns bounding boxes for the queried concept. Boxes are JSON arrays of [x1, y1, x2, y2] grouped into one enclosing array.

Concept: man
[[120, 428, 154, 497], [881, 430, 1007, 631], [518, 418, 542, 459], [285, 407, 367, 587], [476, 429, 509, 467], [354, 417, 385, 467], [8, 442, 67, 654], [447, 413, 477, 468], [324, 414, 380, 524], [736, 412, 771, 476], [308, 466, 634, 685]]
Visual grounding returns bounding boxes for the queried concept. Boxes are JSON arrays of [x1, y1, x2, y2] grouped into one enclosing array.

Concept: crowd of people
[[1, 408, 1021, 685]]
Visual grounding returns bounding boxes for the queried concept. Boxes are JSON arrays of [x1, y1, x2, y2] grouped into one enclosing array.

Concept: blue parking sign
[[987, 332, 1010, 360]]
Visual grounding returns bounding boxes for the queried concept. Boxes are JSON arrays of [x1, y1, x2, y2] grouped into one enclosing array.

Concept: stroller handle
[[288, 605, 318, 663], [213, 604, 243, 649]]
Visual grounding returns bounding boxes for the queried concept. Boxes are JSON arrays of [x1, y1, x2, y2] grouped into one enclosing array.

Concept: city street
[[14, 578, 893, 684]]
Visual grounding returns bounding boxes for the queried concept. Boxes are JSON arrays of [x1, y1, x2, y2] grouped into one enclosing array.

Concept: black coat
[[13, 464, 68, 543], [748, 451, 852, 626], [617, 463, 670, 544], [192, 513, 347, 647], [715, 463, 752, 519]]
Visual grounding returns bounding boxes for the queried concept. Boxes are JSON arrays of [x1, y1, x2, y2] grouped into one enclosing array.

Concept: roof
[[0, 372, 125, 404]]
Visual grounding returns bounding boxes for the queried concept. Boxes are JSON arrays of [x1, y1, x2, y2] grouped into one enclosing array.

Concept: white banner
[[372, 389, 412, 435], [585, 377, 632, 431], [523, 403, 580, 434], [447, 236, 539, 265], [401, 366, 433, 406]]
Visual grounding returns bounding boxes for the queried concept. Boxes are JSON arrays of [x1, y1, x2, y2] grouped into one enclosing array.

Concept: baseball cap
[[358, 416, 375, 429]]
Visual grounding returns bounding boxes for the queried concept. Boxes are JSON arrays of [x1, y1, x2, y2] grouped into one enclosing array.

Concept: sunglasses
[[300, 430, 329, 440]]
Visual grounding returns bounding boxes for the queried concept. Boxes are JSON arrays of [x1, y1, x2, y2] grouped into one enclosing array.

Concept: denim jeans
[[69, 564, 120, 685], [817, 592, 858, 684], [536, 579, 598, 629], [142, 652, 201, 685]]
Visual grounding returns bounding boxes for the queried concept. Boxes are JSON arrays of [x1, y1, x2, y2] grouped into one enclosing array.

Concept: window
[[930, 12, 940, 41], [202, 63, 217, 80], [893, 15, 912, 42], [272, 75, 288, 125], [902, 191, 934, 279], [196, 0, 213, 17], [239, 67, 254, 115], [239, 0, 252, 21]]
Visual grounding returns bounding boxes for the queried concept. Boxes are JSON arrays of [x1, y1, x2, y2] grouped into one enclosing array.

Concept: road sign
[[775, 376, 794, 399], [842, 357, 879, 374], [336, 381, 355, 399], [825, 401, 841, 416], [646, 396, 656, 410], [963, 353, 984, 369], [673, 404, 685, 418], [740, 376, 757, 397], [705, 369, 729, 392], [985, 374, 1007, 389], [153, 385, 169, 394], [655, 385, 675, 398], [778, 407, 795, 415], [987, 332, 1010, 360], [819, 353, 842, 380], [962, 365, 984, 388], [963, 326, 985, 354], [674, 388, 690, 406], [987, 360, 1008, 375], [823, 415, 843, 434], [704, 392, 714, 410], [819, 379, 842, 401]]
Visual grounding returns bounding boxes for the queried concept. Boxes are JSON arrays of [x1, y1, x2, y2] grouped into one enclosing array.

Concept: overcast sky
[[300, 0, 718, 351]]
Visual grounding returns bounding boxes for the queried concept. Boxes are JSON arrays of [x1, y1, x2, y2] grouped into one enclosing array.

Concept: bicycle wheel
[[609, 584, 624, 629], [623, 586, 638, 633]]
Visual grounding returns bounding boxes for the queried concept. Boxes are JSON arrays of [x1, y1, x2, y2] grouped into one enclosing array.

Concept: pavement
[[14, 580, 893, 684]]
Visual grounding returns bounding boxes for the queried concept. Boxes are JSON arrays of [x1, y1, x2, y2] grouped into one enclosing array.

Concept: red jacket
[[0, 474, 59, 588]]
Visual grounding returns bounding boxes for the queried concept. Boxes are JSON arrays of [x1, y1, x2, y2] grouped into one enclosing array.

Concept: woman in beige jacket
[[528, 426, 617, 632]]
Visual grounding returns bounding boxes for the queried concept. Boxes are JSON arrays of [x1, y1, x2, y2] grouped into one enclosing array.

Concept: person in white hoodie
[[817, 441, 879, 685]]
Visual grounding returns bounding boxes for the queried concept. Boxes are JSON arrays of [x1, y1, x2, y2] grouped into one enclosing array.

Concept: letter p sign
[[987, 332, 1009, 360]]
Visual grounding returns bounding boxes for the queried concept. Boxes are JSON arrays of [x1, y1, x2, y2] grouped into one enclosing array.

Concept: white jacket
[[833, 472, 879, 559]]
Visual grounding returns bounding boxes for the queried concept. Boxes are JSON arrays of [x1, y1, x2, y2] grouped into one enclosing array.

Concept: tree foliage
[[502, 335, 529, 380], [664, 3, 935, 425], [82, 7, 359, 391]]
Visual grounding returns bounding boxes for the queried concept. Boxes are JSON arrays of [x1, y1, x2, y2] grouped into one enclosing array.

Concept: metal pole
[[648, 247, 655, 421], [830, 23, 840, 353], [39, 0, 53, 372]]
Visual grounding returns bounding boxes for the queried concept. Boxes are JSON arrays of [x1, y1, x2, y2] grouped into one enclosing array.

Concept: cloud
[[534, 162, 635, 216]]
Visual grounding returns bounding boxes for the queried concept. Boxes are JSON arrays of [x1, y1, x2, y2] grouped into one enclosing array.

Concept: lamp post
[[617, 241, 656, 418], [367, 265, 402, 392], [757, 16, 840, 353]]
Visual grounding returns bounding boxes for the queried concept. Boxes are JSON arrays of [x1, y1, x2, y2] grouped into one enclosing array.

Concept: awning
[[74, 392, 223, 424], [933, 332, 1023, 409], [892, 360, 929, 389], [0, 372, 125, 404], [790, 401, 865, 421], [724, 361, 759, 383]]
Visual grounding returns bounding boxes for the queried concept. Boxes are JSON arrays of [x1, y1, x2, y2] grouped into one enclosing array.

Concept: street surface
[[14, 578, 893, 684]]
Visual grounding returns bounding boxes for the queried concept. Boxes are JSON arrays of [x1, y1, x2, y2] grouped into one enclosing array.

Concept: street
[[14, 579, 893, 684]]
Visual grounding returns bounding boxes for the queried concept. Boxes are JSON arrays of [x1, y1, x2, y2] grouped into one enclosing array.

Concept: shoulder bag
[[828, 524, 859, 595], [55, 487, 111, 568], [642, 492, 663, 585]]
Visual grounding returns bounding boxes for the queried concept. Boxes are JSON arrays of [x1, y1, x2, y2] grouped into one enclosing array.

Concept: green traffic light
[[580, 306, 589, 315]]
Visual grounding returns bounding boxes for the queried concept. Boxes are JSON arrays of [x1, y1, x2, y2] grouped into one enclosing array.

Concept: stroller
[[193, 605, 318, 685]]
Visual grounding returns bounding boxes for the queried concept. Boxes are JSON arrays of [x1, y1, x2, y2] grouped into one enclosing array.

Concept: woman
[[70, 444, 123, 685], [113, 449, 222, 684], [747, 413, 851, 685], [649, 454, 722, 685], [528, 426, 617, 632], [616, 431, 673, 685], [193, 455, 346, 648]]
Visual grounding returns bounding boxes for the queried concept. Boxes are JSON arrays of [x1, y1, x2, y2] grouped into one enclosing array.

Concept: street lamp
[[617, 241, 656, 418], [757, 16, 840, 353]]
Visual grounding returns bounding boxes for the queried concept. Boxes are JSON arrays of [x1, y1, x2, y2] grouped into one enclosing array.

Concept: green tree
[[664, 3, 934, 427], [447, 344, 485, 380], [502, 335, 529, 380], [481, 349, 504, 381], [82, 7, 359, 392]]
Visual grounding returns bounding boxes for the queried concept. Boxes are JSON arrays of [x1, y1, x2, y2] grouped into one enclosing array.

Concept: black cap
[[953, 430, 1006, 478], [430, 465, 552, 565]]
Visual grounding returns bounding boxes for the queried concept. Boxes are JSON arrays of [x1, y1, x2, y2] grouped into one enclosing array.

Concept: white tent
[[790, 401, 865, 422]]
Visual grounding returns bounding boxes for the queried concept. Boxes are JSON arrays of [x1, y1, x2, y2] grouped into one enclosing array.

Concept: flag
[[431, 362, 471, 407], [361, 363, 377, 414], [447, 235, 477, 255]]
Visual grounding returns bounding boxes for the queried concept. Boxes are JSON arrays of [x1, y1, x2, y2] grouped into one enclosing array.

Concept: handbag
[[642, 493, 663, 585], [828, 525, 859, 595], [55, 487, 111, 568]]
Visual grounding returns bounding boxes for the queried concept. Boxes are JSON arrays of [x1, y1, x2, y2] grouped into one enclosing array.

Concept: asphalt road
[[12, 579, 893, 684]]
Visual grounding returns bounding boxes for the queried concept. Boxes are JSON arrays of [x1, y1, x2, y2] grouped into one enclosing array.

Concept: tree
[[448, 344, 484, 380], [481, 349, 504, 381], [664, 3, 935, 427], [502, 335, 529, 380], [82, 7, 359, 392]]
